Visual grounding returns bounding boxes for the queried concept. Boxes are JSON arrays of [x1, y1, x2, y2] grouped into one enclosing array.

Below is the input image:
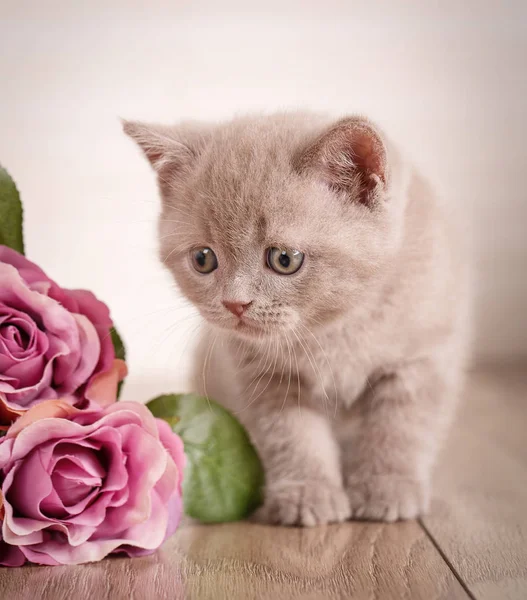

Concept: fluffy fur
[[124, 112, 471, 525]]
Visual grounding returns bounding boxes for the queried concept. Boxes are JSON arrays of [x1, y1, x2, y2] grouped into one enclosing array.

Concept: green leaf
[[110, 326, 126, 361], [110, 326, 126, 397], [147, 393, 264, 523], [0, 164, 24, 254]]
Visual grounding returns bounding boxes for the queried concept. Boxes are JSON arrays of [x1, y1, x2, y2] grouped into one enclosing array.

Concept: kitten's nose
[[223, 300, 252, 317]]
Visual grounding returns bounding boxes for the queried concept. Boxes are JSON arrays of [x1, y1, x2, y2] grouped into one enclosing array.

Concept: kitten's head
[[124, 113, 404, 340]]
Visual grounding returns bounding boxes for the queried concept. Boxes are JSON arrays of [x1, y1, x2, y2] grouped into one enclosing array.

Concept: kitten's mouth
[[208, 314, 278, 337], [230, 316, 276, 337], [234, 319, 262, 334]]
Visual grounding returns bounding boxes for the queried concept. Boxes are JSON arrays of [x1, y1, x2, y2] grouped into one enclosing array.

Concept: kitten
[[124, 112, 471, 525]]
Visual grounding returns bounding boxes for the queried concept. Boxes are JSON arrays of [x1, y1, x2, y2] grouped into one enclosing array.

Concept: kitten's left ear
[[122, 120, 195, 174], [296, 117, 389, 208]]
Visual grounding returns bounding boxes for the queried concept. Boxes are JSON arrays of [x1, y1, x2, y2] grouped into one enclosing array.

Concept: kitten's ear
[[122, 120, 194, 173], [296, 117, 389, 208]]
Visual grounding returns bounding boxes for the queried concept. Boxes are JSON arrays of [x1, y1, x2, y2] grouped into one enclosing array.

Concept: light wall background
[[1, 1, 526, 401]]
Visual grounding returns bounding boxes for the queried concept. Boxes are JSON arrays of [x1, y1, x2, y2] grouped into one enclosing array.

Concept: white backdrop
[[1, 1, 526, 401]]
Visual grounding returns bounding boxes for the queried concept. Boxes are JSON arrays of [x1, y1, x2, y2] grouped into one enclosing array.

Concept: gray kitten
[[124, 113, 471, 525]]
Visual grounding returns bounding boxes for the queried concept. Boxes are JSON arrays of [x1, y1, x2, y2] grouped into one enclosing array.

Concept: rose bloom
[[0, 246, 126, 425], [0, 400, 185, 566]]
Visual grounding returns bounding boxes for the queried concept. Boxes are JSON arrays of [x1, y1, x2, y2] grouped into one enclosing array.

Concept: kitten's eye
[[266, 247, 304, 275], [191, 247, 218, 274]]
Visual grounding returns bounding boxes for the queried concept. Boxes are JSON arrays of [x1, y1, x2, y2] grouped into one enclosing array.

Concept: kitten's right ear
[[296, 117, 389, 209], [122, 120, 194, 174]]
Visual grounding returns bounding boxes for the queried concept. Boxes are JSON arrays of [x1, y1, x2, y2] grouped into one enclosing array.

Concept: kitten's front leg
[[240, 392, 350, 527], [344, 358, 461, 522]]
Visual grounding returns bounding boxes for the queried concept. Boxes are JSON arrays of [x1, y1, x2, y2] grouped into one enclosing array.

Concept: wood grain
[[2, 366, 526, 599], [423, 366, 527, 600], [0, 520, 467, 600]]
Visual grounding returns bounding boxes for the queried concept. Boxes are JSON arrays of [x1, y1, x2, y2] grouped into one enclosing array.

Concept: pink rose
[[0, 246, 126, 424], [0, 399, 185, 566]]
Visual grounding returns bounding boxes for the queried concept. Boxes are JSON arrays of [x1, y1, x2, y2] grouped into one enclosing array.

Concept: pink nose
[[223, 301, 252, 317]]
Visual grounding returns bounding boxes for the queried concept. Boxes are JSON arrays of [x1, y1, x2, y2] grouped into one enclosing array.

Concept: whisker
[[144, 313, 200, 359], [298, 322, 339, 418], [239, 336, 268, 393], [163, 319, 202, 376], [161, 242, 190, 264], [101, 305, 195, 347], [287, 332, 301, 418], [158, 219, 193, 225], [276, 333, 293, 422], [291, 328, 329, 418], [202, 332, 218, 412], [277, 336, 286, 387], [239, 337, 280, 412], [234, 336, 249, 369], [240, 337, 272, 399]]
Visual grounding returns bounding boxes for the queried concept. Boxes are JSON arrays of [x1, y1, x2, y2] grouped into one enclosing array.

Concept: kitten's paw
[[252, 481, 351, 527], [346, 474, 430, 522]]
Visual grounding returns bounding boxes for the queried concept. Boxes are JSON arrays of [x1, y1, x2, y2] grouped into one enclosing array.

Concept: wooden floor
[[1, 366, 526, 600]]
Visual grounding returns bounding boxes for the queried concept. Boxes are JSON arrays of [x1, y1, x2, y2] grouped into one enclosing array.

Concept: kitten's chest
[[290, 326, 374, 410]]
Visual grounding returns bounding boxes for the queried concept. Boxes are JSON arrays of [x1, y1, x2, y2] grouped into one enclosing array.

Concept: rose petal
[[0, 249, 120, 425], [71, 402, 156, 437], [0, 311, 46, 363], [85, 359, 127, 407], [2, 464, 49, 545], [0, 525, 26, 567], [111, 489, 170, 556], [0, 264, 106, 416], [98, 402, 160, 438], [0, 246, 53, 289], [4, 399, 86, 439], [3, 477, 98, 548], [29, 488, 169, 565], [0, 395, 25, 423], [9, 419, 90, 464], [0, 399, 183, 566], [49, 453, 103, 507], [16, 543, 61, 567], [156, 418, 186, 495], [5, 448, 53, 520], [0, 321, 32, 358], [63, 290, 114, 376], [155, 489, 183, 549], [0, 270, 76, 411], [53, 451, 105, 480], [82, 427, 128, 494], [38, 488, 67, 519], [40, 429, 126, 529], [2, 354, 49, 390], [52, 313, 100, 393], [93, 423, 167, 537]]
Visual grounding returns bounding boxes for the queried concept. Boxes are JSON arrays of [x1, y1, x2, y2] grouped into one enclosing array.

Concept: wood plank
[[11, 368, 526, 599], [0, 520, 467, 600], [423, 366, 527, 600]]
